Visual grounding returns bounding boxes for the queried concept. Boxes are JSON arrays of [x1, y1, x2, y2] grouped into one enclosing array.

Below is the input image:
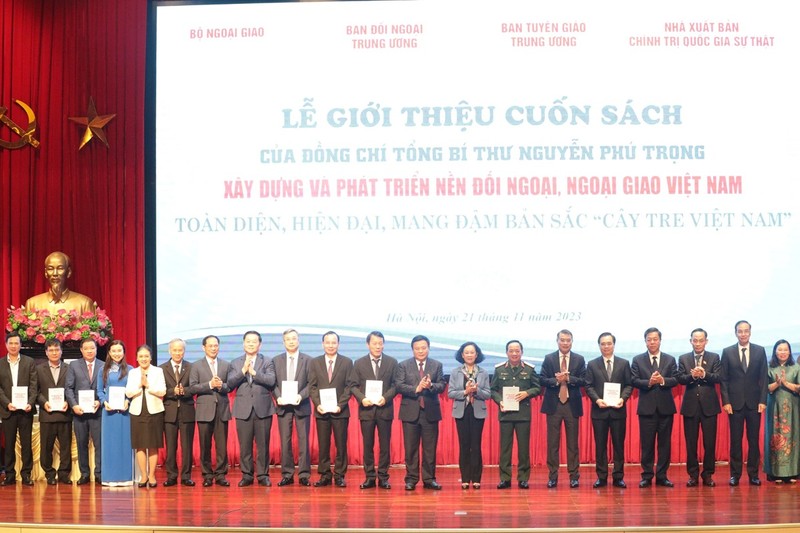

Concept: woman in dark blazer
[[448, 341, 491, 489]]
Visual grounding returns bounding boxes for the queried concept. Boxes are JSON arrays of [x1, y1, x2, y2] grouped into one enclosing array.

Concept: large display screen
[[153, 0, 798, 367]]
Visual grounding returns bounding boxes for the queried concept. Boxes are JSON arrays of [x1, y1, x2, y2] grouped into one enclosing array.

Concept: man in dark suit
[[160, 338, 196, 487], [490, 339, 540, 489], [676, 328, 721, 487], [188, 334, 232, 487], [0, 332, 38, 485], [539, 329, 585, 488], [349, 331, 398, 490], [36, 338, 73, 485], [272, 328, 312, 487], [631, 327, 678, 488], [585, 332, 632, 488], [227, 330, 276, 487], [65, 337, 102, 485], [308, 330, 353, 487], [396, 334, 445, 490], [720, 319, 768, 486]]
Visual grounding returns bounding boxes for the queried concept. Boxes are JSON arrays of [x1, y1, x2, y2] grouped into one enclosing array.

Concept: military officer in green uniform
[[491, 339, 541, 489]]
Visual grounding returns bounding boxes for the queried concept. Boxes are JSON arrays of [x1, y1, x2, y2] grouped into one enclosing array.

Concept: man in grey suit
[[720, 319, 768, 486], [160, 338, 196, 487], [36, 338, 73, 485], [272, 328, 312, 486], [676, 328, 721, 487], [396, 334, 445, 491], [308, 331, 353, 487], [227, 330, 276, 487], [65, 337, 102, 485], [349, 331, 398, 490], [0, 332, 38, 485], [189, 334, 232, 487]]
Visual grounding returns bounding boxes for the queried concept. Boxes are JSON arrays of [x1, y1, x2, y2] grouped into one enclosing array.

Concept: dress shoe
[[656, 479, 674, 488], [47, 478, 57, 486], [163, 479, 178, 487], [496, 480, 511, 489], [335, 478, 347, 488], [593, 479, 607, 488], [1, 477, 16, 486], [686, 478, 698, 487], [59, 478, 72, 485], [21, 478, 34, 486], [148, 481, 157, 488], [461, 483, 470, 490], [379, 481, 391, 490], [76, 477, 90, 486], [258, 478, 272, 487], [138, 482, 148, 488], [404, 482, 415, 490], [472, 483, 480, 489], [423, 480, 442, 490], [612, 479, 627, 488], [314, 477, 332, 487], [702, 478, 715, 487], [729, 477, 739, 486], [278, 477, 294, 487], [360, 479, 377, 489], [182, 479, 196, 487], [299, 477, 310, 486], [216, 478, 230, 487], [639, 479, 652, 488], [570, 479, 579, 489], [202, 479, 214, 487], [546, 479, 557, 489], [238, 478, 254, 487], [750, 477, 762, 486], [518, 481, 529, 489]]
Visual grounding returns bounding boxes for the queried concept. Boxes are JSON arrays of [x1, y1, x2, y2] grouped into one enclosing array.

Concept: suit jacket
[[308, 354, 353, 419], [448, 364, 490, 419], [160, 359, 196, 424], [65, 357, 102, 415], [227, 353, 277, 419], [188, 356, 232, 423], [584, 356, 633, 420], [36, 360, 72, 423], [676, 351, 721, 417], [0, 354, 38, 419], [126, 366, 166, 415], [631, 352, 678, 416], [720, 343, 769, 410], [539, 351, 586, 417], [271, 351, 312, 417], [349, 353, 398, 421], [396, 357, 445, 423]]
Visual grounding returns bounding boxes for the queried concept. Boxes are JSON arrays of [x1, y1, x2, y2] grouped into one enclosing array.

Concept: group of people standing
[[1, 320, 797, 490]]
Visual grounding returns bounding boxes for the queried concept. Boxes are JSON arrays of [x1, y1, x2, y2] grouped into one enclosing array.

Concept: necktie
[[606, 358, 612, 379], [651, 356, 658, 372], [174, 365, 180, 381], [87, 361, 93, 380], [247, 358, 253, 384], [559, 355, 569, 403], [327, 359, 333, 382], [741, 347, 747, 371], [418, 361, 425, 408], [373, 358, 380, 379], [695, 355, 702, 368], [288, 357, 295, 381], [211, 359, 217, 377]]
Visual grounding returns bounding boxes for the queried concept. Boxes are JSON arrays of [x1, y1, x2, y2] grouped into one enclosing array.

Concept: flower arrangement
[[5, 306, 113, 346]]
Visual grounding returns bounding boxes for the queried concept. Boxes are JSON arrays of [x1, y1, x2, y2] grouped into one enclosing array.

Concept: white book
[[108, 386, 126, 410], [281, 380, 299, 404], [319, 387, 338, 413], [49, 388, 66, 411], [503, 386, 520, 411], [11, 386, 28, 409], [78, 389, 96, 413], [603, 382, 621, 404], [365, 379, 383, 404]]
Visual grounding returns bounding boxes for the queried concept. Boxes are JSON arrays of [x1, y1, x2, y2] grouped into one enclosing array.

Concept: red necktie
[[418, 361, 425, 408], [559, 355, 568, 403]]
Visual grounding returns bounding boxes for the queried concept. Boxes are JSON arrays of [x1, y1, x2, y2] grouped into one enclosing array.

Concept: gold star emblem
[[68, 97, 116, 150]]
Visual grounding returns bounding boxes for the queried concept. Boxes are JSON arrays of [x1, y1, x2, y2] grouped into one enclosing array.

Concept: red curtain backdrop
[[2, 1, 754, 468]]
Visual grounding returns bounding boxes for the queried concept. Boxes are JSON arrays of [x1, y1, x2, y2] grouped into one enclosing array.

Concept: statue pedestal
[[21, 341, 107, 362]]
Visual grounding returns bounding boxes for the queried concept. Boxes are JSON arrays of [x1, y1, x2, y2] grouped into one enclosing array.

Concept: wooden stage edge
[[2, 465, 800, 532]]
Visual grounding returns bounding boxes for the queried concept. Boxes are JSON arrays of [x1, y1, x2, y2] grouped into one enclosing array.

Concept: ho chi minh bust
[[24, 251, 97, 315]]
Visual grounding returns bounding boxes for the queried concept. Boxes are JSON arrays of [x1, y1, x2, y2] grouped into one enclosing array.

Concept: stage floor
[[2, 464, 800, 531]]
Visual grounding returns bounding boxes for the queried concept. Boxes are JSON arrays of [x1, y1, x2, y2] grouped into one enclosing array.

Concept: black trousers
[[683, 413, 717, 479], [360, 417, 392, 482], [402, 415, 439, 484], [164, 419, 195, 481], [592, 416, 626, 480], [638, 412, 673, 481], [455, 403, 484, 483], [729, 407, 761, 479], [546, 402, 580, 481], [2, 411, 33, 479], [316, 416, 349, 480], [39, 419, 72, 481]]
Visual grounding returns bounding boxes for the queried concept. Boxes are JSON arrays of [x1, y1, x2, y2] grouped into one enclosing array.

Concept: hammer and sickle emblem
[[0, 99, 40, 150]]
